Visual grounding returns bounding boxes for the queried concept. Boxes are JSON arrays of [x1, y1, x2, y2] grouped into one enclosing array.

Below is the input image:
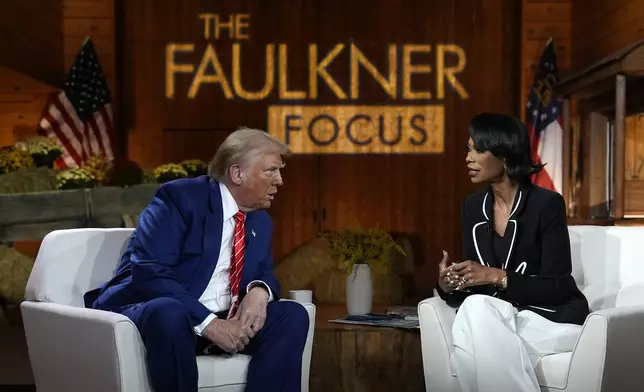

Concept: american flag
[[37, 36, 115, 168], [526, 38, 563, 193]]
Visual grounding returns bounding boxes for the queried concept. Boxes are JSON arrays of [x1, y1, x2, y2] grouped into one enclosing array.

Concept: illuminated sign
[[166, 14, 468, 154]]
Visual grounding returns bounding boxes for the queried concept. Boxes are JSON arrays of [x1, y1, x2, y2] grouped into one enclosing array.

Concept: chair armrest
[[21, 301, 152, 392], [566, 305, 644, 392], [418, 297, 460, 392], [278, 299, 316, 392]]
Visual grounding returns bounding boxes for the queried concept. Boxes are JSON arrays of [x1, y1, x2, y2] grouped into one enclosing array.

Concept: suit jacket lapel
[[188, 179, 223, 296], [472, 192, 493, 267], [472, 185, 529, 270], [241, 213, 261, 289]]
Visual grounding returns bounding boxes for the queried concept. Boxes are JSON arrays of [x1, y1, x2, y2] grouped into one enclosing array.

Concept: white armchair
[[418, 225, 644, 392], [21, 228, 316, 392]]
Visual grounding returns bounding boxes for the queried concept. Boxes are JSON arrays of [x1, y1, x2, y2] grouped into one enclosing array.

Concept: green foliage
[[180, 159, 208, 177], [83, 154, 113, 186], [324, 225, 406, 275], [0, 147, 35, 174], [154, 163, 189, 183], [56, 167, 97, 190], [16, 136, 63, 168], [16, 136, 62, 156], [0, 167, 58, 194]]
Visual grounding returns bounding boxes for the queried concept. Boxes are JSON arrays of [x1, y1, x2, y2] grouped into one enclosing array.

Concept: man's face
[[235, 151, 284, 211]]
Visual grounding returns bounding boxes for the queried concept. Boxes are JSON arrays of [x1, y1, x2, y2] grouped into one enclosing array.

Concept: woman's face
[[465, 137, 505, 184]]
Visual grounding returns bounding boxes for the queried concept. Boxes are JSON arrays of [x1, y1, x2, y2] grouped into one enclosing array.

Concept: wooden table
[[309, 305, 426, 392]]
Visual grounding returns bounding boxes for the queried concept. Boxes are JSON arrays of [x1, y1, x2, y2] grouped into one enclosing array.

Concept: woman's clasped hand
[[438, 250, 504, 292]]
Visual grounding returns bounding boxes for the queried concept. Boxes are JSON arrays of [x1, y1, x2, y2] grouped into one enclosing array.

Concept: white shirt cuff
[[247, 280, 274, 302], [194, 313, 217, 336]]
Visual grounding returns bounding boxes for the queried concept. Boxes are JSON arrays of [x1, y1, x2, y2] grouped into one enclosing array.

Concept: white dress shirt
[[193, 182, 274, 335]]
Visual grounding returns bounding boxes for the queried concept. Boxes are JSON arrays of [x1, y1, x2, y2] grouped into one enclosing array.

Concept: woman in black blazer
[[436, 113, 590, 392]]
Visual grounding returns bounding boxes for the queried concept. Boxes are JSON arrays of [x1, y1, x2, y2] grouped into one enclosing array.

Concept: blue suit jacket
[[84, 175, 281, 327]]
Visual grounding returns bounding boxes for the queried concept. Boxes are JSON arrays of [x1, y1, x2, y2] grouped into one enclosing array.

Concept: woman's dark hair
[[468, 112, 544, 184]]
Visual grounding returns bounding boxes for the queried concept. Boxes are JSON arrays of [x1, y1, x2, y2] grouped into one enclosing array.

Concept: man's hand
[[449, 260, 505, 289], [438, 250, 459, 293], [232, 286, 270, 333], [202, 319, 255, 354]]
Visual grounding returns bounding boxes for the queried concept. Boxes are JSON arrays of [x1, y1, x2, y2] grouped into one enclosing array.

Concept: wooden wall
[[0, 0, 64, 147], [520, 0, 572, 118], [118, 0, 522, 296], [569, 0, 644, 220], [572, 0, 644, 68], [0, 67, 56, 147], [0, 0, 116, 148], [0, 0, 64, 87], [63, 0, 116, 101]]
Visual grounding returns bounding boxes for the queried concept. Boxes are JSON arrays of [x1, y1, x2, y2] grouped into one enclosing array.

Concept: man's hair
[[468, 112, 544, 184], [208, 127, 291, 182]]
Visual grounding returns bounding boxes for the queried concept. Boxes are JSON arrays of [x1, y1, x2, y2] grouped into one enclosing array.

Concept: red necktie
[[227, 211, 246, 319]]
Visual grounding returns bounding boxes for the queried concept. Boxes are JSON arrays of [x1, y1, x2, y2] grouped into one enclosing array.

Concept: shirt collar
[[219, 182, 239, 221]]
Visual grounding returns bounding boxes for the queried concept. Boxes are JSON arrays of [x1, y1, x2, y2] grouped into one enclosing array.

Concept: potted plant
[[153, 163, 189, 184], [0, 147, 35, 174], [82, 154, 113, 186], [17, 136, 63, 168], [324, 226, 406, 315], [180, 159, 208, 177], [56, 167, 97, 189]]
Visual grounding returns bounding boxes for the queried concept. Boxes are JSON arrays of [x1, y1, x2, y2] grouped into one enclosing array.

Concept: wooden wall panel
[[119, 0, 522, 296], [572, 0, 644, 68], [62, 0, 115, 94], [624, 115, 644, 216], [520, 0, 573, 118], [0, 0, 64, 87]]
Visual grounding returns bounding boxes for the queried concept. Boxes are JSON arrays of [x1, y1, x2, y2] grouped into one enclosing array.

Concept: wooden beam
[[614, 74, 626, 219], [557, 63, 623, 97], [555, 39, 644, 98], [578, 100, 591, 218], [588, 111, 610, 218]]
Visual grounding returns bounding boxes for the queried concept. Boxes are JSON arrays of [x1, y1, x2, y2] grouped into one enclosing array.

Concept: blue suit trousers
[[117, 299, 310, 392]]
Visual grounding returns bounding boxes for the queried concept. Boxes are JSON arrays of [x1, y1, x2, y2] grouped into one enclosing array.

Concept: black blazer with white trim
[[438, 183, 590, 326]]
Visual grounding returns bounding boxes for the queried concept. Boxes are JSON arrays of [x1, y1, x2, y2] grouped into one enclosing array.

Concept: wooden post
[[588, 111, 609, 218], [614, 74, 626, 219], [562, 98, 571, 215]]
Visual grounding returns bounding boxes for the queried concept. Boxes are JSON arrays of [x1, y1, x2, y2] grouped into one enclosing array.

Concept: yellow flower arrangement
[[324, 225, 406, 276], [180, 159, 208, 177], [56, 167, 96, 190], [83, 154, 113, 186], [0, 147, 35, 174], [16, 136, 62, 168], [17, 136, 62, 156], [154, 163, 189, 183]]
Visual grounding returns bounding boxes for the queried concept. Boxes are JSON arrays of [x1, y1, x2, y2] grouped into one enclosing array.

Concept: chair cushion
[[534, 352, 572, 390], [568, 226, 644, 311], [197, 354, 250, 388], [616, 285, 644, 307], [25, 228, 133, 307]]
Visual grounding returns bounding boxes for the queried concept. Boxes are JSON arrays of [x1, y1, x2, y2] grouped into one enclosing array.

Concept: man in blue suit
[[84, 128, 309, 392]]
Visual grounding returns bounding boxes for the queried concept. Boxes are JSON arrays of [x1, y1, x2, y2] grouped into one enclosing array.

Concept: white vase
[[346, 263, 373, 315]]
